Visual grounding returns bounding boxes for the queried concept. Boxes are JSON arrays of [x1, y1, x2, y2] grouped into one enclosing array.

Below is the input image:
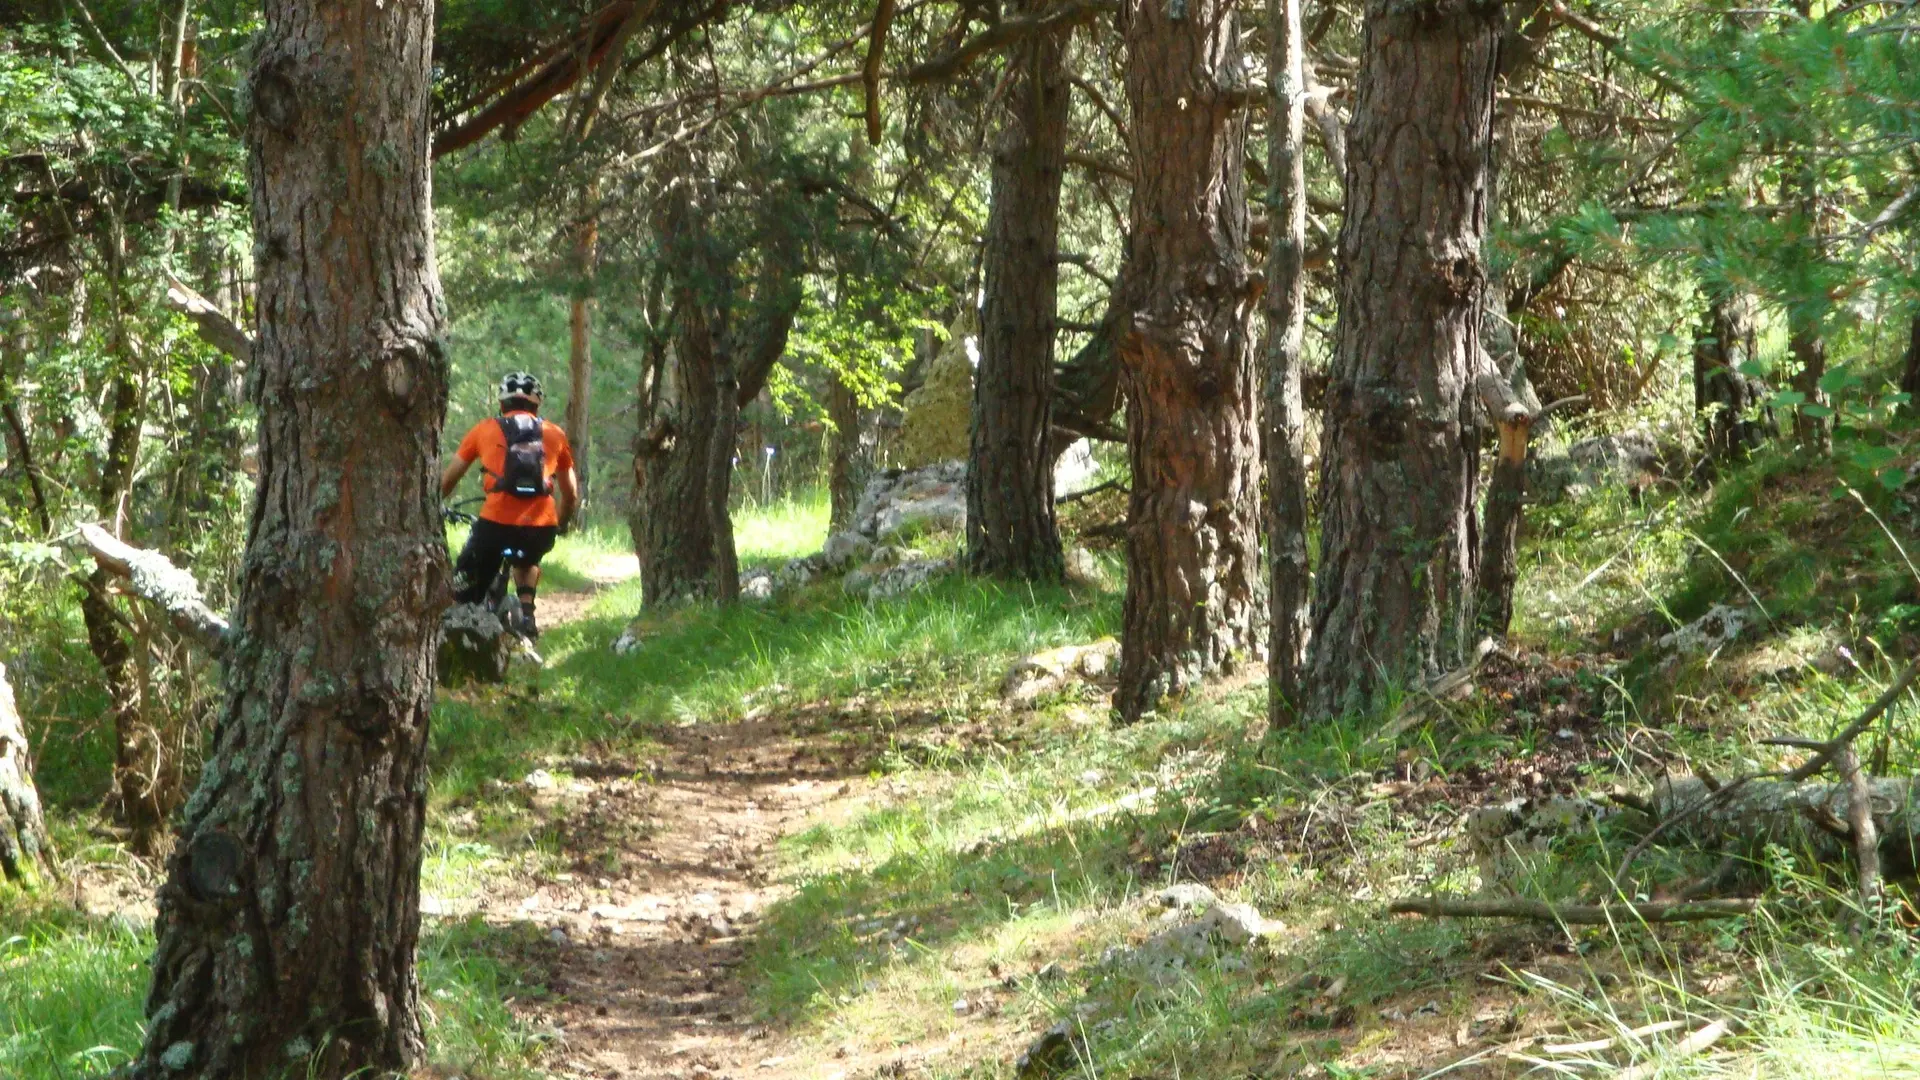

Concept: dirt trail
[[456, 581, 870, 1080]]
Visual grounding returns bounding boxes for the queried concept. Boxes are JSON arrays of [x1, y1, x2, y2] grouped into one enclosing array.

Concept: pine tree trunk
[[134, 0, 448, 1073], [0, 661, 55, 893], [1693, 289, 1767, 464], [967, 0, 1068, 583], [633, 285, 740, 606], [1306, 0, 1500, 719], [1112, 0, 1267, 724], [828, 376, 863, 533], [566, 190, 598, 507], [1265, 0, 1311, 725]]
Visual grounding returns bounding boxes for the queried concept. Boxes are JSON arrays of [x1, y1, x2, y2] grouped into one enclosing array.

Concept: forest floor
[[8, 465, 1920, 1080]]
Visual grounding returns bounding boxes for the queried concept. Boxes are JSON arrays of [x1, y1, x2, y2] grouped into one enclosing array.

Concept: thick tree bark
[[1306, 0, 1501, 719], [1693, 289, 1768, 463], [1112, 0, 1267, 724], [1265, 0, 1311, 724], [828, 375, 863, 533], [967, 0, 1068, 582], [566, 192, 598, 507], [633, 281, 740, 606], [133, 0, 449, 1074], [0, 661, 55, 892]]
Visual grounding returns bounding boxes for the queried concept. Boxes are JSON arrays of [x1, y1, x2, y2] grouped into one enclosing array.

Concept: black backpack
[[495, 415, 549, 498]]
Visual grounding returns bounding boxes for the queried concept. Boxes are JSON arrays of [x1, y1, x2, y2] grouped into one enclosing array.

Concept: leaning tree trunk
[[0, 661, 54, 892], [1112, 0, 1267, 724], [133, 0, 449, 1073], [1265, 0, 1311, 725], [1306, 0, 1501, 720], [967, 0, 1069, 583], [566, 187, 598, 507]]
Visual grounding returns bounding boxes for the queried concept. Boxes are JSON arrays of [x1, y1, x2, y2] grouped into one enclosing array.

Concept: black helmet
[[498, 371, 543, 408]]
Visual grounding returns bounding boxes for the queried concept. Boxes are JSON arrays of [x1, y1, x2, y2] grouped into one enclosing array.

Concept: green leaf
[[1800, 403, 1834, 418], [1879, 466, 1909, 491], [1770, 389, 1807, 408]]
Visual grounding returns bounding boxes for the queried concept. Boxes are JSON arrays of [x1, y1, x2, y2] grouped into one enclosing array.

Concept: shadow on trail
[[427, 576, 1118, 800]]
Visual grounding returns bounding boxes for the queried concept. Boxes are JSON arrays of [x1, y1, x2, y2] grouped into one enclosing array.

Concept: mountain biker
[[441, 372, 579, 640]]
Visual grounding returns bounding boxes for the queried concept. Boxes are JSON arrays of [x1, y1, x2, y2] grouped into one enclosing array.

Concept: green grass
[[0, 906, 545, 1080], [733, 487, 832, 567]]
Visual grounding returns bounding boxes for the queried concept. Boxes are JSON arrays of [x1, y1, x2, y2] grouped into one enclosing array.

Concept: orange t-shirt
[[455, 411, 575, 527]]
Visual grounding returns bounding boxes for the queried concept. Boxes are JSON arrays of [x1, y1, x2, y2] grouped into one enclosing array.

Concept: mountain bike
[[442, 498, 533, 641]]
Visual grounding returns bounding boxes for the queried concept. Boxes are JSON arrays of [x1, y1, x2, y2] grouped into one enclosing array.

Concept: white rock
[[1152, 883, 1220, 910], [524, 769, 556, 791], [1063, 546, 1103, 586], [612, 629, 642, 655], [740, 573, 775, 601], [1053, 439, 1099, 497], [1655, 604, 1754, 661]]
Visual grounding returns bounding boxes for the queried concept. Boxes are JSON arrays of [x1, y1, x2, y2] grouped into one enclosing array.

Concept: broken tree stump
[[0, 661, 56, 891]]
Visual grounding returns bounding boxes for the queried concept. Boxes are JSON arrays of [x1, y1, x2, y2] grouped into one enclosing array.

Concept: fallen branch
[[1648, 773, 1920, 867], [1389, 896, 1759, 924], [1839, 743, 1882, 914], [1617, 656, 1919, 879], [1541, 1019, 1689, 1056], [163, 273, 252, 361], [1369, 637, 1498, 745], [1057, 479, 1126, 504], [78, 524, 230, 655], [1614, 1020, 1732, 1080]]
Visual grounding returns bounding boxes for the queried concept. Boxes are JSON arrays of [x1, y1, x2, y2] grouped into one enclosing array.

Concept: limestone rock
[[897, 310, 977, 468], [438, 603, 515, 683], [1002, 639, 1121, 708], [1655, 604, 1754, 662], [776, 554, 826, 590], [1053, 439, 1098, 497], [822, 531, 873, 570], [1063, 546, 1103, 586], [851, 461, 969, 542], [1466, 795, 1616, 882], [867, 557, 956, 600], [740, 571, 775, 602], [1100, 898, 1284, 986], [1529, 430, 1663, 504]]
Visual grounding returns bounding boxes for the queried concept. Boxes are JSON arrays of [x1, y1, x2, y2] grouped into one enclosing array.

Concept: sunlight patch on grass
[[735, 488, 830, 566]]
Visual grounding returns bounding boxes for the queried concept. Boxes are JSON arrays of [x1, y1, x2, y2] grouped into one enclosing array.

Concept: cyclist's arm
[[440, 455, 474, 500], [554, 466, 579, 530]]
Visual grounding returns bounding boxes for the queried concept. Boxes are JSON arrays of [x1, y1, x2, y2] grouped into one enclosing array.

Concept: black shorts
[[453, 518, 557, 603]]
